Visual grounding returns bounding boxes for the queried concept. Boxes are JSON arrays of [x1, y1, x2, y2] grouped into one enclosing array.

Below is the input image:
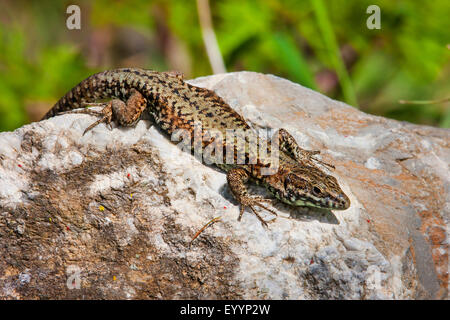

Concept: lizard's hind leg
[[62, 89, 147, 135]]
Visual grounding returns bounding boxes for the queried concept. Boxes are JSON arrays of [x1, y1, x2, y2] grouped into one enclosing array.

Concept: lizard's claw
[[312, 156, 335, 170], [82, 102, 113, 135], [59, 107, 102, 117], [59, 101, 114, 135], [238, 196, 277, 227], [304, 150, 320, 157], [304, 150, 336, 170]]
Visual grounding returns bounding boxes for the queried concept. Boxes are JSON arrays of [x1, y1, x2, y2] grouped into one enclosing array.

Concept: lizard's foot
[[82, 102, 113, 135], [62, 101, 114, 135], [303, 150, 335, 170], [312, 155, 335, 170], [275, 129, 335, 170], [303, 150, 320, 157], [58, 101, 114, 135], [61, 89, 147, 136], [238, 196, 277, 227]]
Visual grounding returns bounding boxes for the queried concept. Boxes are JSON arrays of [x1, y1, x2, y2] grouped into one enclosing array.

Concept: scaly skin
[[42, 68, 350, 226]]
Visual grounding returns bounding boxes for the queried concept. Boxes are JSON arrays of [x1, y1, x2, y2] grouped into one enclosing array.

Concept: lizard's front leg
[[62, 89, 147, 135], [227, 167, 277, 227], [274, 128, 335, 169]]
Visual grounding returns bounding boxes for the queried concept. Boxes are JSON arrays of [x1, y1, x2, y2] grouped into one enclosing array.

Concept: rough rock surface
[[0, 72, 448, 299]]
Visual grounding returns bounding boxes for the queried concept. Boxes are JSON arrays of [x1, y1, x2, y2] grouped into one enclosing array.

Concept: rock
[[0, 72, 448, 299]]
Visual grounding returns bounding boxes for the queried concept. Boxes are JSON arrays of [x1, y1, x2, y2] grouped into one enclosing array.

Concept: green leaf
[[440, 107, 450, 128], [270, 33, 317, 90], [310, 0, 358, 106]]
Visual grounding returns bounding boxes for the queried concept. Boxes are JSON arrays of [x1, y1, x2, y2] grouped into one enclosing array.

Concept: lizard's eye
[[312, 186, 322, 195], [284, 175, 292, 189]]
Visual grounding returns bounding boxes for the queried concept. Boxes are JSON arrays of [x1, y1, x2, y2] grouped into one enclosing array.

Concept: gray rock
[[0, 72, 448, 299]]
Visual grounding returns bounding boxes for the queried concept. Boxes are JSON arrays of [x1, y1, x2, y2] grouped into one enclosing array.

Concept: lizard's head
[[266, 166, 350, 210]]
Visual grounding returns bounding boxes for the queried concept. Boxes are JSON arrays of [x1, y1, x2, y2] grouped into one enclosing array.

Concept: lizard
[[41, 68, 350, 226]]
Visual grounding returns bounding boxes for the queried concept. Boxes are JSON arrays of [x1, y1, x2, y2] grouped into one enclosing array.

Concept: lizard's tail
[[41, 69, 135, 120]]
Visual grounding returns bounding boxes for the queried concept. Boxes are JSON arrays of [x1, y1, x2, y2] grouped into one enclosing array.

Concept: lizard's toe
[[82, 102, 113, 135], [305, 150, 335, 170], [237, 196, 277, 227]]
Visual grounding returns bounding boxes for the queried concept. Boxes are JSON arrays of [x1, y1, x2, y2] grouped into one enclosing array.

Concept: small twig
[[196, 0, 226, 74], [189, 216, 222, 247]]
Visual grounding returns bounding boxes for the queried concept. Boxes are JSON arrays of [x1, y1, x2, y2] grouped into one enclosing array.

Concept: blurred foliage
[[0, 0, 448, 132]]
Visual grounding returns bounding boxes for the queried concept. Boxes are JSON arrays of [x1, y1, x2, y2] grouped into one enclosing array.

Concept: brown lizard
[[42, 68, 350, 226]]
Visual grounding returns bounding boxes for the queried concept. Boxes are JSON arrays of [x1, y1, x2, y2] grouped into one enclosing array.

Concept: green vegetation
[[0, 0, 448, 131]]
